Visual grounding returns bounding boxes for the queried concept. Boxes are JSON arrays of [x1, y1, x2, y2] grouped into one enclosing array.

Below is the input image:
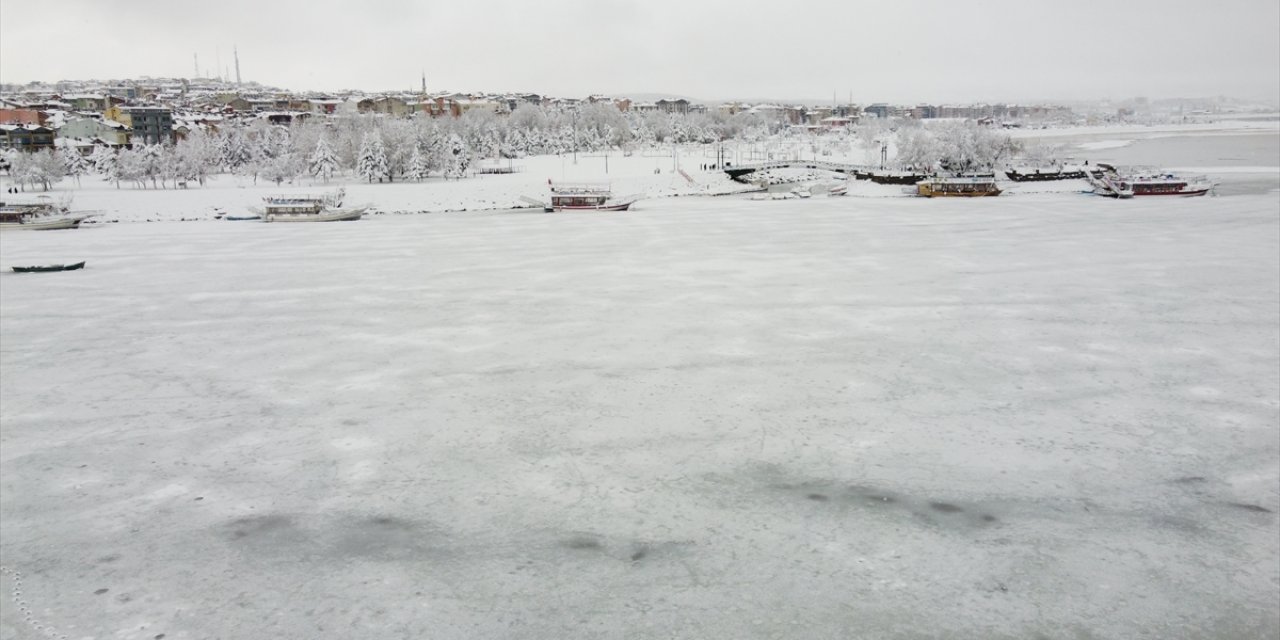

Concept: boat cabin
[[0, 202, 58, 222], [263, 201, 325, 216], [1122, 178, 1188, 195], [549, 183, 612, 209]]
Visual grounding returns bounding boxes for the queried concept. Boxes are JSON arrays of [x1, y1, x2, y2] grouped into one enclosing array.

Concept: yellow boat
[[916, 177, 1001, 197]]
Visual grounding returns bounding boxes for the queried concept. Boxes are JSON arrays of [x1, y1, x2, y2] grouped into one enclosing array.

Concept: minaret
[[234, 46, 242, 86], [194, 53, 199, 78], [421, 70, 426, 94]]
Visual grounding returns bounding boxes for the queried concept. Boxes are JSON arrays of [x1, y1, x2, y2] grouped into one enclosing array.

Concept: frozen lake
[[2, 192, 1278, 639], [1017, 126, 1280, 197]]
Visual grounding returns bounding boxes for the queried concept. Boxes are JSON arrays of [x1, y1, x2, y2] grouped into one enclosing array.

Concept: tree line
[[2, 106, 1023, 191]]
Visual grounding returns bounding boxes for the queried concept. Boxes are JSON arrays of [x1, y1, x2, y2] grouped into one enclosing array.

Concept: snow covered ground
[[2, 187, 1278, 639], [0, 152, 757, 225]]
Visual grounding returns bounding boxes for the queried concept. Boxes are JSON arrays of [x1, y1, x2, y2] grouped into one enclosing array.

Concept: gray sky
[[2, 0, 1277, 104]]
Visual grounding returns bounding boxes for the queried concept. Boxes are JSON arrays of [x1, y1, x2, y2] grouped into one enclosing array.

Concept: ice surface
[[2, 186, 1277, 638], [1076, 140, 1133, 151]]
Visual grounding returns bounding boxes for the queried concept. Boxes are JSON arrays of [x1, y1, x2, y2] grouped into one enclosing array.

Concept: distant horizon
[[1, 76, 1276, 110]]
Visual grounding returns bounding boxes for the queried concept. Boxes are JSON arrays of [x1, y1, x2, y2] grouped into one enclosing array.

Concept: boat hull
[[1005, 170, 1095, 182], [12, 261, 85, 273], [262, 208, 365, 222], [918, 189, 1002, 197], [868, 173, 926, 185], [548, 202, 633, 212], [0, 217, 85, 231], [1098, 188, 1208, 198]]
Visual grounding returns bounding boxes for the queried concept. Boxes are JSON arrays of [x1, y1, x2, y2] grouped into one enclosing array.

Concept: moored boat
[[542, 182, 636, 212], [1087, 165, 1212, 198], [1120, 175, 1212, 197], [916, 176, 1002, 197], [252, 188, 365, 222], [0, 200, 95, 231], [867, 171, 926, 185], [1005, 166, 1100, 182], [12, 261, 85, 273]]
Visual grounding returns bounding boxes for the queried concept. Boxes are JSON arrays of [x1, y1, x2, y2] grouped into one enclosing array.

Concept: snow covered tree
[[175, 130, 218, 186], [11, 150, 65, 191], [308, 135, 340, 182], [90, 146, 120, 187], [115, 147, 146, 188], [379, 119, 417, 183], [405, 145, 429, 181], [442, 133, 470, 180], [895, 126, 940, 171], [262, 152, 302, 186], [357, 132, 388, 183], [303, 135, 335, 183], [60, 148, 89, 186], [136, 144, 165, 188], [934, 122, 1019, 173], [220, 128, 254, 172]]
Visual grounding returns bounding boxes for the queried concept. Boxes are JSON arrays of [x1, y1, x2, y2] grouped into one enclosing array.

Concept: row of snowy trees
[[4, 108, 1024, 191], [893, 121, 1020, 172], [4, 106, 787, 189]]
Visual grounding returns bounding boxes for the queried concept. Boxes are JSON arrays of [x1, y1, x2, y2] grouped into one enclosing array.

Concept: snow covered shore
[[1, 120, 1274, 223], [2, 188, 1277, 639]]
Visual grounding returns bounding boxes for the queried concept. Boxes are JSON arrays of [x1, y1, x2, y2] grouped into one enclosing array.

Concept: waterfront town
[[1, 74, 1228, 155]]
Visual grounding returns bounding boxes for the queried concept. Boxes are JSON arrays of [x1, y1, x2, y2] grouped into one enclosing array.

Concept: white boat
[[528, 182, 637, 212], [0, 199, 95, 231], [251, 188, 365, 222]]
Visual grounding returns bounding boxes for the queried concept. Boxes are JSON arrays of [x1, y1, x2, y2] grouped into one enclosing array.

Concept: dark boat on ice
[[12, 261, 86, 273], [1005, 167, 1098, 182], [866, 171, 926, 185]]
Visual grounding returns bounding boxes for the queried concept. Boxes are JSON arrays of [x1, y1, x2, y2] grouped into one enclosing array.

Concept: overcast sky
[[2, 0, 1277, 104]]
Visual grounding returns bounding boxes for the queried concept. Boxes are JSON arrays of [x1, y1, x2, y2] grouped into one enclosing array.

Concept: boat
[[1087, 165, 1211, 198], [916, 176, 1002, 197], [1005, 166, 1101, 182], [12, 261, 85, 273], [251, 188, 365, 222], [867, 171, 927, 185], [540, 182, 637, 212], [0, 200, 95, 231]]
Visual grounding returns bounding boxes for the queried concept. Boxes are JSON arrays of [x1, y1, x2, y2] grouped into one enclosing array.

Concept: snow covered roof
[[0, 124, 53, 132]]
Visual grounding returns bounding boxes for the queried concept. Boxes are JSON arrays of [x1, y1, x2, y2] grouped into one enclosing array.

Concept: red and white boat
[[1116, 174, 1213, 197], [1089, 165, 1213, 198], [530, 181, 637, 212]]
